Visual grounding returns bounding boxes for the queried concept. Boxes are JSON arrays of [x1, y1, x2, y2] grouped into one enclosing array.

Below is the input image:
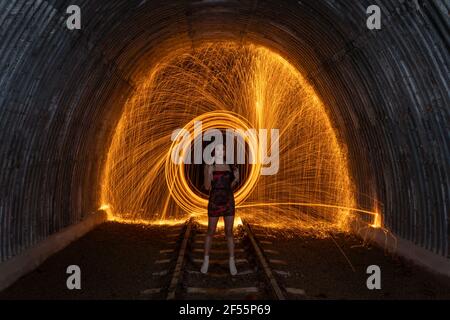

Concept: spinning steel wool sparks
[[100, 42, 379, 235]]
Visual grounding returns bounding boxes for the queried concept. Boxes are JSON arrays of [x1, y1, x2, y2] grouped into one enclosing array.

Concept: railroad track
[[144, 217, 305, 300]]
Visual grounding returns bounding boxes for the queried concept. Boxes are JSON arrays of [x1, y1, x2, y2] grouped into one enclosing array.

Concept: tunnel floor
[[1, 221, 449, 300]]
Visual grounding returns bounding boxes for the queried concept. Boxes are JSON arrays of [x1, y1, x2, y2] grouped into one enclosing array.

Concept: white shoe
[[200, 256, 209, 274], [229, 256, 237, 275]]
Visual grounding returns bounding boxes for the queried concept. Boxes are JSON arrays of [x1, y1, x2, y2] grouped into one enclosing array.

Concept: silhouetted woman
[[200, 144, 239, 275]]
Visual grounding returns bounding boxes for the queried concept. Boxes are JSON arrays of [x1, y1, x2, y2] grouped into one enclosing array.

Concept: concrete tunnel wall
[[0, 0, 448, 265]]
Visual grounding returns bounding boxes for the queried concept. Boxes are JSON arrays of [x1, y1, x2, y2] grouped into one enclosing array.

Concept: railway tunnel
[[0, 0, 449, 298]]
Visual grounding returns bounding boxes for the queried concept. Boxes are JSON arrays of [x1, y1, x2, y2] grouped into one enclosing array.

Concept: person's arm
[[231, 166, 239, 189], [204, 164, 213, 191]]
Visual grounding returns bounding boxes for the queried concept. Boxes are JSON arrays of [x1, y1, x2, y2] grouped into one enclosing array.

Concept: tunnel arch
[[0, 0, 448, 265]]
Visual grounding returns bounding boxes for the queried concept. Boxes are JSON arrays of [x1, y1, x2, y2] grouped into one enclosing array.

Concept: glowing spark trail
[[100, 42, 381, 234]]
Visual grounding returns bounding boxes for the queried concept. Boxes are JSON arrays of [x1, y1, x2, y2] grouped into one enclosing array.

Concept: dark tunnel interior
[[0, 0, 448, 268]]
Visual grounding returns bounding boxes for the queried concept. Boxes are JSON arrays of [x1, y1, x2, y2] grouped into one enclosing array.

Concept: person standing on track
[[200, 143, 240, 275]]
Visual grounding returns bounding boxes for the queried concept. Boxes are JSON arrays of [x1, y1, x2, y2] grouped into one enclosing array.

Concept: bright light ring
[[165, 110, 261, 214]]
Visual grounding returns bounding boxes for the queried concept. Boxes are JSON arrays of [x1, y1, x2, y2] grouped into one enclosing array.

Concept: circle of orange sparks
[[165, 111, 261, 215]]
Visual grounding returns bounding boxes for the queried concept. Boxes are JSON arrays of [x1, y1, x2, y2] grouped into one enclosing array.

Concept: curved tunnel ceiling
[[0, 0, 448, 262]]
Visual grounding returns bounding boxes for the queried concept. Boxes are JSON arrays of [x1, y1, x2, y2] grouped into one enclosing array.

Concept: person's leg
[[201, 216, 219, 274], [224, 215, 237, 275], [204, 216, 219, 256], [224, 215, 235, 257]]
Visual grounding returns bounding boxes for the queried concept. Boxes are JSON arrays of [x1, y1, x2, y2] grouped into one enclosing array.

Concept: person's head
[[214, 144, 225, 164]]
